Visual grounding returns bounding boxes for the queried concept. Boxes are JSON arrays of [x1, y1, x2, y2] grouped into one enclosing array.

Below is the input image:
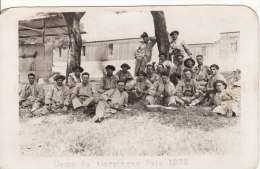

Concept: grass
[[19, 70, 241, 156], [19, 103, 240, 156]]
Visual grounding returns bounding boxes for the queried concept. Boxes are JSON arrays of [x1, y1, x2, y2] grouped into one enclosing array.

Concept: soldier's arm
[[182, 40, 192, 56]]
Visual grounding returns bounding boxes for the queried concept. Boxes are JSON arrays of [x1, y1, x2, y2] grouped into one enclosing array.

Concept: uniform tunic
[[93, 89, 128, 120], [194, 64, 210, 90], [19, 83, 44, 108], [116, 70, 133, 83], [146, 79, 176, 106], [45, 85, 70, 107], [169, 38, 192, 63], [146, 72, 160, 84], [207, 73, 226, 89], [98, 74, 118, 93], [71, 82, 99, 109], [67, 72, 82, 92]]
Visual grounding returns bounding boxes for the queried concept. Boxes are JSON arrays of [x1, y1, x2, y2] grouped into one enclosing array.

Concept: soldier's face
[[177, 56, 183, 63], [186, 60, 193, 67], [147, 66, 153, 74], [210, 67, 218, 75], [197, 57, 203, 65], [172, 33, 178, 40], [106, 69, 113, 76], [117, 82, 125, 92], [184, 71, 192, 80], [162, 75, 168, 84], [138, 74, 145, 81], [122, 67, 128, 72], [157, 65, 164, 73], [143, 37, 149, 43], [216, 82, 225, 92], [28, 75, 35, 85], [74, 69, 81, 77], [82, 75, 89, 84], [56, 79, 63, 86]]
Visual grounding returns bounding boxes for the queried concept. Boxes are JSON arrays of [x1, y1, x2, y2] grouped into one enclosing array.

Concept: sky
[[79, 6, 251, 44]]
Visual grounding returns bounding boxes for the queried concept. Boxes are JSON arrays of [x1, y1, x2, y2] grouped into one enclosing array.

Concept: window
[[230, 36, 238, 52], [108, 43, 113, 55]]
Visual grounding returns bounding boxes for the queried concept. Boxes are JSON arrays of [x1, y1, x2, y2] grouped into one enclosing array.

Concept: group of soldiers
[[19, 30, 240, 122]]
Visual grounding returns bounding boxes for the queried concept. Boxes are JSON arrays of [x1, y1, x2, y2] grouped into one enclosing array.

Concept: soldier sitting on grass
[[19, 73, 44, 114], [71, 72, 99, 113], [92, 80, 128, 123]]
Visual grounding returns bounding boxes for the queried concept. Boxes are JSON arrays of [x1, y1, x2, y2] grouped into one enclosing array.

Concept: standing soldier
[[134, 32, 157, 75], [169, 30, 192, 64]]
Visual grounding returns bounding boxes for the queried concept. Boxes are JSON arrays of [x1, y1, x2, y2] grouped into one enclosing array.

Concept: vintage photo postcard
[[0, 5, 259, 169]]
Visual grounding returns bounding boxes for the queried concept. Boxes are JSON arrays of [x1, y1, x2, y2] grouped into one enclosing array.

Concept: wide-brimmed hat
[[54, 75, 66, 81], [137, 70, 147, 77], [170, 30, 179, 36], [140, 32, 148, 38], [72, 66, 84, 73], [121, 63, 131, 69], [184, 58, 195, 67], [213, 80, 227, 90], [105, 65, 116, 71]]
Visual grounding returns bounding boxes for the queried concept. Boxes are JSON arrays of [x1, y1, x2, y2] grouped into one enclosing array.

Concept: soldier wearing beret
[[43, 75, 70, 114], [116, 63, 134, 84], [125, 70, 153, 104], [98, 65, 118, 94], [134, 32, 157, 75]]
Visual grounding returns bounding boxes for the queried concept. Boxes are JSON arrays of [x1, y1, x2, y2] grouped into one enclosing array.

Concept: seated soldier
[[71, 72, 99, 111], [44, 75, 70, 113], [156, 64, 165, 77], [146, 72, 176, 107], [203, 64, 227, 103], [194, 55, 210, 92], [116, 63, 134, 84], [125, 71, 152, 104], [158, 53, 174, 75], [175, 69, 204, 106], [67, 66, 84, 93], [170, 54, 185, 86], [146, 64, 160, 84], [98, 65, 118, 93], [92, 80, 128, 123], [183, 58, 196, 78], [19, 73, 44, 113], [208, 80, 239, 117]]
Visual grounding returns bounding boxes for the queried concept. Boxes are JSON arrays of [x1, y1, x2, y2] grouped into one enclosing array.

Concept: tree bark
[[151, 11, 170, 60], [62, 12, 85, 82]]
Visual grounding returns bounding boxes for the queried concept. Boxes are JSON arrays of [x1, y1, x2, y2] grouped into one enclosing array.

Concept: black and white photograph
[[0, 4, 259, 169]]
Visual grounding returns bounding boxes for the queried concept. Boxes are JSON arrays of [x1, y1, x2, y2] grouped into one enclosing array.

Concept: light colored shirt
[[176, 79, 200, 96], [169, 38, 192, 57], [116, 70, 133, 83], [211, 90, 233, 106], [99, 74, 118, 91], [45, 85, 70, 106], [134, 37, 157, 62], [100, 88, 128, 106], [72, 82, 98, 101], [146, 72, 160, 84], [173, 63, 185, 77], [67, 72, 81, 89], [19, 83, 44, 102], [125, 79, 152, 93], [194, 65, 210, 81], [207, 73, 226, 89], [149, 79, 176, 97]]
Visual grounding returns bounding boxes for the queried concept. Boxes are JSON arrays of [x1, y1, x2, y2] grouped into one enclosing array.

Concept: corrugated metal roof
[[19, 15, 86, 39]]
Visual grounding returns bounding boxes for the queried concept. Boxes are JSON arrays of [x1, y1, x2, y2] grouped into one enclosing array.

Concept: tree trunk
[[62, 12, 85, 82], [151, 11, 170, 60]]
